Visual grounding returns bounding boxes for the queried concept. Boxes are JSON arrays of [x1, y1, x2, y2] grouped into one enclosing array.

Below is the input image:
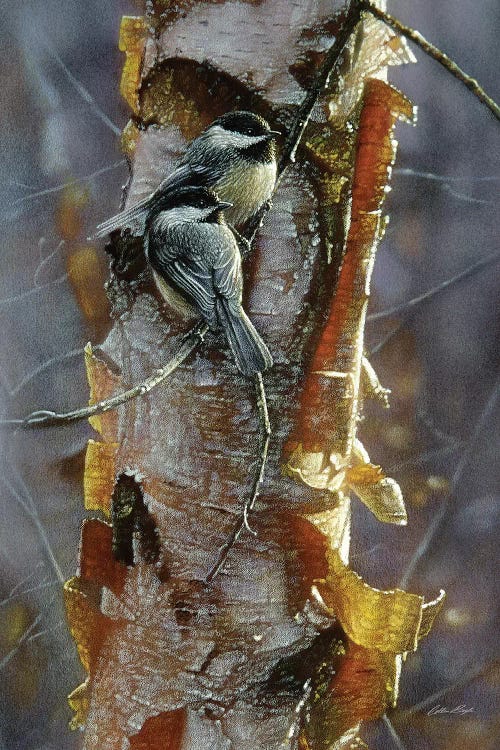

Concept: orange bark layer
[[79, 518, 127, 595], [64, 520, 126, 681], [287, 79, 415, 453], [129, 710, 186, 750], [302, 641, 390, 746]]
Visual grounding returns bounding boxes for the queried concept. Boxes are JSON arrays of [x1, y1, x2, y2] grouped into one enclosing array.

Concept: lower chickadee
[[95, 111, 279, 239], [144, 186, 273, 377]]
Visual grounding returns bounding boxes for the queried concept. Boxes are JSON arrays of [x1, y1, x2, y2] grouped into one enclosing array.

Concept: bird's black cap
[[214, 111, 279, 163], [153, 186, 232, 223], [162, 185, 217, 207], [215, 110, 273, 138]]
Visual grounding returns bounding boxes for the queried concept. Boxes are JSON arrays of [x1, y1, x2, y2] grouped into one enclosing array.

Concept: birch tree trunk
[[63, 2, 443, 748]]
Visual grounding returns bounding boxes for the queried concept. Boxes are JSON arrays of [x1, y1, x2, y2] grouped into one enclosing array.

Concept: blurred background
[[0, 1, 497, 748]]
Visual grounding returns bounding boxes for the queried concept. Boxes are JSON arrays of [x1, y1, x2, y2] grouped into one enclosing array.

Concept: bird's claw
[[181, 325, 206, 346]]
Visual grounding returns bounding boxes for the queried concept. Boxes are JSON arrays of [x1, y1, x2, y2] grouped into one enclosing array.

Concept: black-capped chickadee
[[95, 111, 279, 239], [145, 186, 273, 377]]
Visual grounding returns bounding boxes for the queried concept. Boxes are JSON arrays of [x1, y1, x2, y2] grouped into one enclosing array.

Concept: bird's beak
[[264, 130, 281, 139], [255, 131, 280, 143], [217, 201, 233, 211]]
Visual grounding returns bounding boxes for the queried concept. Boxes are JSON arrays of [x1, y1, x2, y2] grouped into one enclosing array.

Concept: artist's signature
[[427, 704, 474, 716]]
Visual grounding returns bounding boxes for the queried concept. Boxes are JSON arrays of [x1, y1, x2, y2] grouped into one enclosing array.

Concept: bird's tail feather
[[92, 196, 153, 239], [92, 165, 194, 239], [217, 300, 273, 377]]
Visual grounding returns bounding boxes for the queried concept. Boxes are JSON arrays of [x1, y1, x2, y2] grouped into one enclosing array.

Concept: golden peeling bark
[[119, 17, 148, 115], [83, 440, 118, 516], [315, 552, 445, 653]]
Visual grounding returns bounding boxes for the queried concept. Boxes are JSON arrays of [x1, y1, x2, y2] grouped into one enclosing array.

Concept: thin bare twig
[[27, 619, 65, 643], [394, 169, 500, 184], [8, 347, 84, 398], [1, 564, 43, 600], [369, 320, 405, 356], [13, 160, 126, 206], [393, 170, 498, 203], [0, 470, 65, 584], [404, 661, 488, 715], [0, 580, 61, 609], [361, 1, 500, 121], [45, 43, 122, 135], [205, 372, 271, 582], [0, 612, 44, 671], [383, 714, 407, 750], [368, 251, 500, 322], [34, 240, 66, 286], [0, 323, 208, 428], [400, 377, 500, 588], [278, 2, 363, 173], [0, 274, 68, 308], [245, 0, 363, 241]]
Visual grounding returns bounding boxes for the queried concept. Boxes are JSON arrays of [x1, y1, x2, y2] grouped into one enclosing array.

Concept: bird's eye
[[245, 128, 254, 135]]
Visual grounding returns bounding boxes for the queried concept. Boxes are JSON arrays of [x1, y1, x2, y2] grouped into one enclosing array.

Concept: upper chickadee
[[95, 111, 279, 238], [144, 185, 273, 377]]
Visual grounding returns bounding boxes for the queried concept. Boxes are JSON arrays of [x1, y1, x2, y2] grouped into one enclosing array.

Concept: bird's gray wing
[[154, 161, 214, 195], [212, 243, 243, 309], [164, 259, 216, 323], [93, 163, 214, 239], [147, 224, 217, 323]]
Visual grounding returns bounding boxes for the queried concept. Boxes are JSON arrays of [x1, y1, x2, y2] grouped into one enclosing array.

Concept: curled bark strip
[[285, 79, 414, 527]]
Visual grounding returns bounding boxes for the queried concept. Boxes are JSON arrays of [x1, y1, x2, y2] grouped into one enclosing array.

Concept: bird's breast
[[151, 269, 198, 321], [215, 160, 276, 226]]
